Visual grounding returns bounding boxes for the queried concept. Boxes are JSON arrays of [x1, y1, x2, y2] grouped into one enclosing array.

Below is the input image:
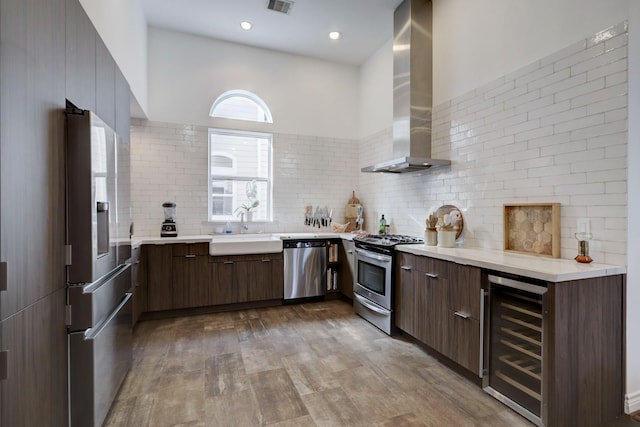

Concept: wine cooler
[[483, 274, 547, 427]]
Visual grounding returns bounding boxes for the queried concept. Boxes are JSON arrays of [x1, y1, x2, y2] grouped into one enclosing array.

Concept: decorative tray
[[503, 203, 560, 258]]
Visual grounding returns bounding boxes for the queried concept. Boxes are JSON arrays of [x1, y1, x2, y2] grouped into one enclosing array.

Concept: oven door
[[354, 247, 392, 310]]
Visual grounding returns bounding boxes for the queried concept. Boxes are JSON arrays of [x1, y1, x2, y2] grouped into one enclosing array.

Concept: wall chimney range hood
[[362, 0, 450, 173]]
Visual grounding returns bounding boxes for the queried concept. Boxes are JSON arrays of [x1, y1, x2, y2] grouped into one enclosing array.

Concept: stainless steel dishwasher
[[283, 239, 328, 300]]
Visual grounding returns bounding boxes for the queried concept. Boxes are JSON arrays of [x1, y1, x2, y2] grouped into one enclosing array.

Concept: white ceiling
[[141, 0, 404, 66]]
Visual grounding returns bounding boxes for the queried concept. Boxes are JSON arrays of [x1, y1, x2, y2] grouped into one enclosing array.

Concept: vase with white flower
[[234, 180, 259, 222]]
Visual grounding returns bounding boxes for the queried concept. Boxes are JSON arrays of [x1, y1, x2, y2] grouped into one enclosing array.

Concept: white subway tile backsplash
[[357, 22, 627, 264]]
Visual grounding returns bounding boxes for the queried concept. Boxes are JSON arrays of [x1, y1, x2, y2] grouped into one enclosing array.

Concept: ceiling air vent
[[267, 0, 294, 14]]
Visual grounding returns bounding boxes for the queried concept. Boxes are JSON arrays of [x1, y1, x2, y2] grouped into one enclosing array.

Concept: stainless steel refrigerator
[[65, 109, 132, 427]]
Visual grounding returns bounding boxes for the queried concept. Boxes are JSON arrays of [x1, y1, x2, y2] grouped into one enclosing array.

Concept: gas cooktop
[[354, 234, 423, 247]]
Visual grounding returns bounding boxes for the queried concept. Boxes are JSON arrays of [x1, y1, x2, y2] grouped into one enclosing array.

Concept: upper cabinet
[[115, 66, 131, 142], [65, 0, 96, 112], [65, 0, 131, 135], [1, 0, 67, 320], [95, 35, 116, 127]]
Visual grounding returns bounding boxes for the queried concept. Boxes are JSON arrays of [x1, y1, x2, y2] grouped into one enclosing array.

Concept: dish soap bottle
[[379, 215, 386, 235]]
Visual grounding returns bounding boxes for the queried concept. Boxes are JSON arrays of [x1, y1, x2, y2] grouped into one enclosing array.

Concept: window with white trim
[[208, 91, 273, 221]]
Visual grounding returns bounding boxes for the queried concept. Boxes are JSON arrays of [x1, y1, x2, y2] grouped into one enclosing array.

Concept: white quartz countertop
[[132, 232, 354, 248], [396, 244, 626, 282]]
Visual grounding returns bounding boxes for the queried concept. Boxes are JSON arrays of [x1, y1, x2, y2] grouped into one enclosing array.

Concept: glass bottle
[[379, 215, 386, 235]]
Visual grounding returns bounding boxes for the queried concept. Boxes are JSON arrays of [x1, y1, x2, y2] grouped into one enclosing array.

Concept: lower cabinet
[[146, 244, 173, 312], [340, 240, 355, 299], [396, 251, 625, 427], [172, 244, 209, 309], [395, 252, 482, 375], [144, 243, 284, 313], [209, 253, 283, 304]]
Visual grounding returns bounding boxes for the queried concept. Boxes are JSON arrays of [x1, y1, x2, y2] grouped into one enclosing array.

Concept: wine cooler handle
[[479, 288, 487, 379]]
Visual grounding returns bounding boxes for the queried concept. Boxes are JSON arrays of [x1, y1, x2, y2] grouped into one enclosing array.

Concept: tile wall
[[359, 22, 628, 265], [130, 120, 359, 237]]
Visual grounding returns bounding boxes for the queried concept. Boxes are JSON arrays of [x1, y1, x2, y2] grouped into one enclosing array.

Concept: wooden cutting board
[[345, 191, 362, 232]]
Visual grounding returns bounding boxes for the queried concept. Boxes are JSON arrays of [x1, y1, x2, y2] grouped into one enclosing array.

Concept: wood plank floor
[[105, 299, 536, 427]]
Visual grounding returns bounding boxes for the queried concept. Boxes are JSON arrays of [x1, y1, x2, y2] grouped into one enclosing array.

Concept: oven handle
[[354, 293, 389, 315], [355, 247, 392, 263]]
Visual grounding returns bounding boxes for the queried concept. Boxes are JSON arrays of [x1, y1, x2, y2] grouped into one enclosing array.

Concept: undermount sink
[[209, 234, 283, 255]]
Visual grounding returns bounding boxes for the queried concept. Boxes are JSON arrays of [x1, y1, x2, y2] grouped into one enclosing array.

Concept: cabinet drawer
[[172, 242, 209, 257], [209, 252, 283, 263]]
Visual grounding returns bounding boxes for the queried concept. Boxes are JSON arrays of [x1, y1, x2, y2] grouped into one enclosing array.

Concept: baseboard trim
[[625, 390, 640, 414]]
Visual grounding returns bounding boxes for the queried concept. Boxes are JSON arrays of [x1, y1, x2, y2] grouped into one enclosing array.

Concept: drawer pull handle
[[185, 254, 196, 258], [224, 261, 234, 265], [400, 266, 412, 271], [454, 311, 470, 319], [425, 273, 438, 278], [262, 259, 271, 263]]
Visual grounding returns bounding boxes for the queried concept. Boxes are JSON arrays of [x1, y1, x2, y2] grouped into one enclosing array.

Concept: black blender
[[161, 202, 178, 237]]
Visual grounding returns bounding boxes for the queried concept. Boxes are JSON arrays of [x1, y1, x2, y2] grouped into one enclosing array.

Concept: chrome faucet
[[240, 213, 249, 234]]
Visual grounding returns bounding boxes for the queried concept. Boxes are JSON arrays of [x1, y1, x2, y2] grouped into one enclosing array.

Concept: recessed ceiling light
[[240, 21, 253, 30], [329, 31, 341, 40]]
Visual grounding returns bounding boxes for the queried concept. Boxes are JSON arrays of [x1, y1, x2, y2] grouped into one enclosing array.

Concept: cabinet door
[[131, 245, 146, 325], [146, 245, 173, 311], [395, 252, 415, 335], [0, 290, 67, 426], [420, 258, 449, 352], [246, 256, 284, 302], [341, 240, 355, 299], [172, 256, 209, 309], [446, 262, 482, 375], [448, 314, 481, 375], [115, 65, 131, 142], [209, 261, 236, 305], [95, 35, 115, 128], [448, 264, 482, 319], [1, 0, 66, 320], [65, 0, 96, 111]]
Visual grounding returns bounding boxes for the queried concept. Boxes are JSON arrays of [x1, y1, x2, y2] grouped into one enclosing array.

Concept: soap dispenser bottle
[[379, 215, 386, 235]]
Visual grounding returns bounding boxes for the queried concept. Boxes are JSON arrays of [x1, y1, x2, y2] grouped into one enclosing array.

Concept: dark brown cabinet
[[446, 263, 482, 375], [246, 255, 284, 301], [115, 66, 131, 141], [340, 240, 355, 299], [396, 254, 450, 351], [131, 244, 146, 325], [65, 0, 96, 111], [395, 252, 481, 375], [172, 243, 209, 309], [396, 251, 625, 426], [95, 34, 116, 128], [209, 260, 237, 305], [143, 244, 284, 313], [146, 245, 173, 311], [209, 253, 284, 305]]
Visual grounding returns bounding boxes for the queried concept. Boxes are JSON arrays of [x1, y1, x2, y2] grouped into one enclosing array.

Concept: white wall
[[626, 3, 640, 414], [147, 28, 360, 139], [359, 39, 393, 139], [79, 0, 148, 116], [432, 0, 630, 105]]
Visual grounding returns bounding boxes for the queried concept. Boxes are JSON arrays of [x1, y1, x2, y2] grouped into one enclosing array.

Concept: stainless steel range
[[353, 234, 423, 334]]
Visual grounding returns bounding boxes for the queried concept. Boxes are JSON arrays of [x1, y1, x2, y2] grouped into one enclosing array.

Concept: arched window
[[209, 90, 273, 123], [208, 90, 273, 222]]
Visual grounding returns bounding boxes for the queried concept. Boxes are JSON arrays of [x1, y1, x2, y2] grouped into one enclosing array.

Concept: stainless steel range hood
[[362, 0, 450, 173]]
